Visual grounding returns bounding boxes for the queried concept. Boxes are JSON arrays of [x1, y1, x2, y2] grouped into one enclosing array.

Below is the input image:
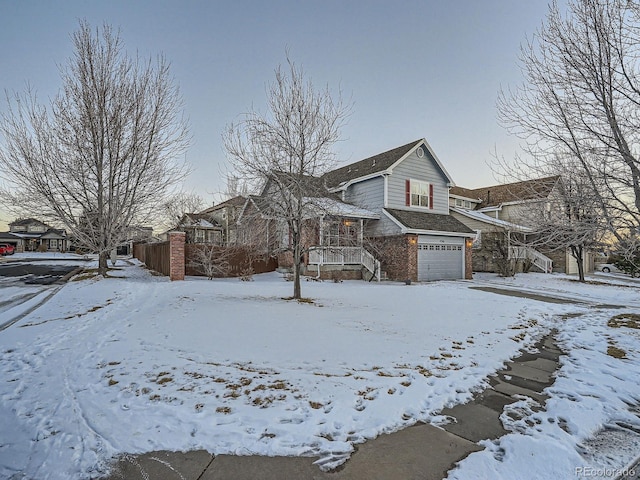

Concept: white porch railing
[[509, 246, 553, 273], [308, 246, 381, 281]]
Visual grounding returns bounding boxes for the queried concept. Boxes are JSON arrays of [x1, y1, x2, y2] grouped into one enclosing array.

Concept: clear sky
[[0, 0, 559, 231]]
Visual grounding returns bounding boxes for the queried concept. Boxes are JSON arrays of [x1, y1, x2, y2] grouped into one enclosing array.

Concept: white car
[[596, 263, 620, 273]]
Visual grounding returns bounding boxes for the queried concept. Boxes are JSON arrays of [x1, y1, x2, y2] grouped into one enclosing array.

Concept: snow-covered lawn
[[0, 262, 639, 479]]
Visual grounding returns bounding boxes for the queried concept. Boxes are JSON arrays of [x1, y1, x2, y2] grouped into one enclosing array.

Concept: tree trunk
[[293, 243, 302, 299], [98, 251, 109, 277], [571, 246, 585, 283]]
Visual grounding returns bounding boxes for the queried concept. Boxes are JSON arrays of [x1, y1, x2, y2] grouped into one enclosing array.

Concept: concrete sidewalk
[[102, 333, 565, 480]]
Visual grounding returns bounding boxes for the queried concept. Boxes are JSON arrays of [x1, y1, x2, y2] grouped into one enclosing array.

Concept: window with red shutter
[[405, 179, 410, 206], [429, 184, 434, 209]]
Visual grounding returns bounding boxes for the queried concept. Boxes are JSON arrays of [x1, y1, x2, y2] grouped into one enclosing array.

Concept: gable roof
[[179, 213, 221, 229], [323, 139, 455, 190], [449, 186, 481, 200], [457, 176, 560, 208], [323, 140, 420, 188], [200, 195, 246, 214], [384, 208, 474, 236], [450, 207, 531, 232], [9, 218, 50, 227]]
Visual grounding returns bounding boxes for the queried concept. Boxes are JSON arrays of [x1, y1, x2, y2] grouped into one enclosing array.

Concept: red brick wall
[[169, 231, 185, 281], [465, 238, 473, 280], [367, 235, 417, 282]]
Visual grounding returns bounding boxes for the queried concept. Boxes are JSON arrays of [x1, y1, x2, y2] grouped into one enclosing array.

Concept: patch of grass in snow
[[608, 313, 640, 330], [313, 372, 352, 378], [216, 406, 232, 414], [511, 332, 527, 342], [309, 401, 324, 409], [607, 342, 628, 359], [282, 296, 316, 304]]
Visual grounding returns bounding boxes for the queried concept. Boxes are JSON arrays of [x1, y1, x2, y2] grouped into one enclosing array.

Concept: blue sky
[[0, 1, 559, 229]]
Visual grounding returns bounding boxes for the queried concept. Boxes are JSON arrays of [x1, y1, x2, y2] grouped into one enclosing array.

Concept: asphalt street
[[0, 262, 80, 285], [0, 261, 83, 331]]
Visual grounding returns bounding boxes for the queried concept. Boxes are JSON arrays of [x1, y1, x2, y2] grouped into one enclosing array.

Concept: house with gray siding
[[322, 139, 475, 281]]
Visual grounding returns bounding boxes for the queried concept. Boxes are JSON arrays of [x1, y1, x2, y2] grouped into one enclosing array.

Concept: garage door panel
[[417, 243, 463, 281]]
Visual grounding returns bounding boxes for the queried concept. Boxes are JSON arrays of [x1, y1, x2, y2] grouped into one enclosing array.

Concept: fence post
[[169, 231, 186, 281]]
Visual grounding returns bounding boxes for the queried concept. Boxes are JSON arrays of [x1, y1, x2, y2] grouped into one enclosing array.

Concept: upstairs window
[[405, 179, 433, 209]]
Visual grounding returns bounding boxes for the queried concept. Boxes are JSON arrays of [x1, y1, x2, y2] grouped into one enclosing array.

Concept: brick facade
[[465, 238, 473, 280], [367, 234, 418, 282], [169, 231, 186, 281]]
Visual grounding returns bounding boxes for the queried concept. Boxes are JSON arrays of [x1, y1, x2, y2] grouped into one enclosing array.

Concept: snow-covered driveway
[[0, 262, 638, 479]]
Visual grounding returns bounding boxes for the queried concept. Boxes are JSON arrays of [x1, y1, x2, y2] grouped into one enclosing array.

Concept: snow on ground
[[0, 264, 638, 479]]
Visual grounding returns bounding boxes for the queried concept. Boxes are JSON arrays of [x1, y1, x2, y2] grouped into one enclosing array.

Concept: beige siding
[[450, 211, 503, 234]]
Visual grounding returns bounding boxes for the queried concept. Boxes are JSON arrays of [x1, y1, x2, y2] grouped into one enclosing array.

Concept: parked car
[[0, 243, 15, 255], [596, 263, 620, 274]]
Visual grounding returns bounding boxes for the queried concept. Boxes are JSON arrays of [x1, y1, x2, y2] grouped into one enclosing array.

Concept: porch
[[308, 246, 381, 281]]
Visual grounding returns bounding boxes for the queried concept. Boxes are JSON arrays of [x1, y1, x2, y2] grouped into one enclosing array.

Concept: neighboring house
[[238, 139, 476, 282], [115, 226, 155, 255], [199, 195, 246, 246], [173, 213, 224, 245], [449, 177, 594, 274], [5, 218, 68, 252]]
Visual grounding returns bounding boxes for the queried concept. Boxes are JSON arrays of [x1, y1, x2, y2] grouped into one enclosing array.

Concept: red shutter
[[405, 180, 410, 206], [429, 184, 434, 209]]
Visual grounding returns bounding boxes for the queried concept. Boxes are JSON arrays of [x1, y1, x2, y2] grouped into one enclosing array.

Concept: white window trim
[[408, 179, 432, 209]]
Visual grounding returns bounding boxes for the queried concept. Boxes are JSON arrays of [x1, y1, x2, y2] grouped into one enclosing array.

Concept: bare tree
[[0, 21, 189, 275], [159, 191, 205, 232], [188, 245, 232, 279], [497, 0, 640, 238], [520, 162, 605, 281], [224, 56, 349, 299]]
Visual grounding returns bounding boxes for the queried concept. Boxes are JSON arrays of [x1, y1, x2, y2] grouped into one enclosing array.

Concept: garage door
[[417, 243, 463, 281]]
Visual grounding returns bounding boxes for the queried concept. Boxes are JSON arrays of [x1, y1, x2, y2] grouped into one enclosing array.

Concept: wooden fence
[[185, 244, 278, 277], [133, 241, 171, 276], [134, 240, 277, 278]]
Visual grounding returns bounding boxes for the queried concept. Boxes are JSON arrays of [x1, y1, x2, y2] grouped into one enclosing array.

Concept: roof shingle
[[385, 208, 474, 234], [323, 140, 421, 188]]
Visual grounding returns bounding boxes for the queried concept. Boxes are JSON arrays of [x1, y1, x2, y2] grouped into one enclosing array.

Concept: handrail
[[509, 246, 553, 273], [308, 246, 381, 281]]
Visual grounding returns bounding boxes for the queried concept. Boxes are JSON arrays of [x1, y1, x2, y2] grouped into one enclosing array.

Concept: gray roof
[[323, 140, 422, 188], [385, 208, 475, 235], [457, 176, 560, 208]]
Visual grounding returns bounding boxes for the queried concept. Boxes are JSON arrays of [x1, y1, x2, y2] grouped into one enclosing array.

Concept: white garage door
[[417, 243, 463, 281]]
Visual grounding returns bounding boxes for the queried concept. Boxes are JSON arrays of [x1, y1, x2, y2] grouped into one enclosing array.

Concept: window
[[195, 230, 205, 243], [455, 198, 472, 209], [406, 179, 433, 209], [321, 219, 358, 246]]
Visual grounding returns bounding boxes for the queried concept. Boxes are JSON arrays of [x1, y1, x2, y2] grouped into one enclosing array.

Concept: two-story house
[[238, 139, 475, 282], [449, 176, 593, 275], [199, 195, 246, 246], [1, 218, 68, 253], [322, 139, 475, 281]]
